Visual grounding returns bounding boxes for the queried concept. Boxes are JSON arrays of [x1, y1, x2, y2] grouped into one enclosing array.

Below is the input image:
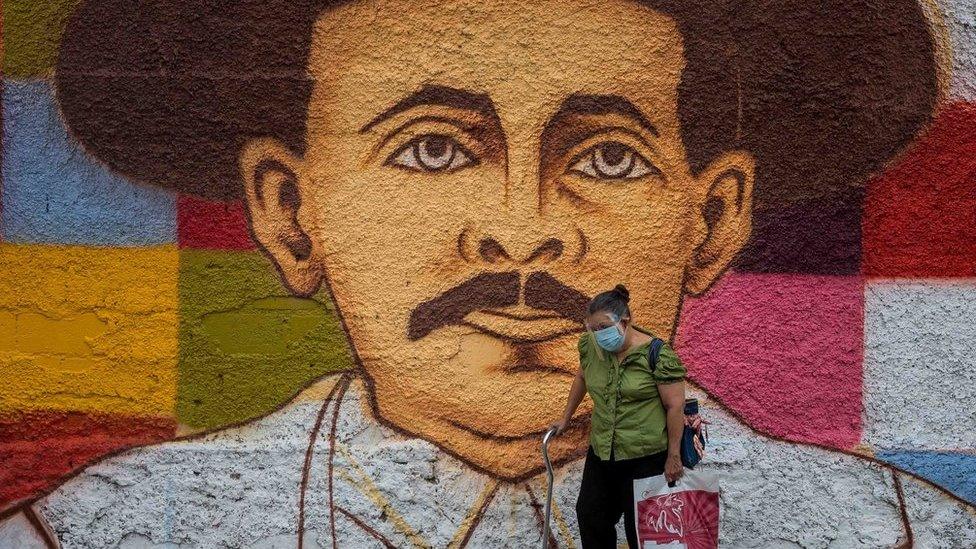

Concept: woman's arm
[[551, 369, 587, 434], [658, 381, 686, 483]]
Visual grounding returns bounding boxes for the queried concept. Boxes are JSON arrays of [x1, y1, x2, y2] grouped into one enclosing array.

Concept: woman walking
[[551, 284, 688, 549]]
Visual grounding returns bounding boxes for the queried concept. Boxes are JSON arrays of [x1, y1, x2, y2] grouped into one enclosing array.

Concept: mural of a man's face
[[242, 0, 755, 478]]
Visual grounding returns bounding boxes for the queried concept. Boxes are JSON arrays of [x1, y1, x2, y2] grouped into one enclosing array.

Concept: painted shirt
[[580, 327, 686, 461], [3, 372, 976, 548]]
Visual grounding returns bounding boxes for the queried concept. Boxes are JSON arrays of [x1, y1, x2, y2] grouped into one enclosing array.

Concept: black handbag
[[648, 338, 708, 469]]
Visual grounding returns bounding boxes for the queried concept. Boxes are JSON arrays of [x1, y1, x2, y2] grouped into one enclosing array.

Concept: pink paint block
[[675, 272, 864, 449]]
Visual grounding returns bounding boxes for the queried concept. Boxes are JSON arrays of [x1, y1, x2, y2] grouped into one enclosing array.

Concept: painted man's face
[[243, 0, 754, 478]]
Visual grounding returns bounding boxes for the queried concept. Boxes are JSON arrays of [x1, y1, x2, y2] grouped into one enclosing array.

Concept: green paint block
[[3, 0, 83, 77], [177, 249, 353, 430]]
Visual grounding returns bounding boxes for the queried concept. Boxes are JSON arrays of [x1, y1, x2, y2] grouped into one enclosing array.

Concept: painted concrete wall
[[1, 0, 975, 547]]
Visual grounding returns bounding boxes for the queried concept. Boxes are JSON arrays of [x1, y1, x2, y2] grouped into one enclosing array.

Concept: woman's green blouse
[[579, 325, 686, 461]]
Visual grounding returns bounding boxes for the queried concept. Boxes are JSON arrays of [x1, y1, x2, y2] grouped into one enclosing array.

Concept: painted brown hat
[[55, 0, 939, 273]]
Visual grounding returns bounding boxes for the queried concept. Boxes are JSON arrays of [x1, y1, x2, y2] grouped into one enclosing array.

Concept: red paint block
[[177, 194, 255, 249], [676, 272, 864, 449], [863, 102, 976, 277], [0, 411, 176, 513]]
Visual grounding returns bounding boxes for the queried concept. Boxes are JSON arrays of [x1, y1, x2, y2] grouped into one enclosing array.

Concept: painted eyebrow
[[359, 85, 497, 133], [549, 94, 660, 137]]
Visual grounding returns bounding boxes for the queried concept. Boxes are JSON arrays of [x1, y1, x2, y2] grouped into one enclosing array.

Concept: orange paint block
[[0, 244, 179, 416]]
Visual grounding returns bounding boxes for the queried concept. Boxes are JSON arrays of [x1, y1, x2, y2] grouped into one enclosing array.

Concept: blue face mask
[[594, 324, 625, 352]]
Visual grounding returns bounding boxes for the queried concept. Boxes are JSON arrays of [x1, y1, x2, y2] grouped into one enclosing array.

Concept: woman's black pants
[[575, 446, 668, 549]]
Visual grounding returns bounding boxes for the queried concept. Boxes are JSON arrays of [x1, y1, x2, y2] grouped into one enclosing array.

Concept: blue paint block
[[1, 79, 176, 245], [877, 450, 976, 504]]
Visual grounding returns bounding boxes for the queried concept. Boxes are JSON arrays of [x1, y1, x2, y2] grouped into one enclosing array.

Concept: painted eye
[[388, 135, 477, 172], [568, 141, 660, 180]]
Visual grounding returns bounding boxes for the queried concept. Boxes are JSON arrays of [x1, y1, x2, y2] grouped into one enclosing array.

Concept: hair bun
[[612, 284, 630, 303]]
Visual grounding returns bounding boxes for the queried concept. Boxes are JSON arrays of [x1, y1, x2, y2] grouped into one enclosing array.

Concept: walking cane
[[541, 426, 558, 549]]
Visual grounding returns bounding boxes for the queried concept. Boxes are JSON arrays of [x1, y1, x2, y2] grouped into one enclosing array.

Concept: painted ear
[[683, 150, 755, 296], [240, 138, 323, 297]]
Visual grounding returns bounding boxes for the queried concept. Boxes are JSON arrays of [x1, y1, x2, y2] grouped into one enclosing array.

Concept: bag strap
[[648, 338, 664, 373]]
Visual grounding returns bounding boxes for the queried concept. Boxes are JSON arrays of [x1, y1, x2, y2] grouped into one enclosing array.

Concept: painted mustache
[[407, 271, 590, 341]]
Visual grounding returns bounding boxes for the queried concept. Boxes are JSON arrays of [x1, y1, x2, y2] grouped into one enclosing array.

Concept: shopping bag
[[633, 469, 720, 549]]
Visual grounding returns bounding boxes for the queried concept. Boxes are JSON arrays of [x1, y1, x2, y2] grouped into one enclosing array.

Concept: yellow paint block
[[0, 244, 179, 416]]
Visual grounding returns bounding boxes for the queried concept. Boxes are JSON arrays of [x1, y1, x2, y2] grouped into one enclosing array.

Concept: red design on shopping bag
[[642, 493, 685, 537], [634, 470, 720, 549]]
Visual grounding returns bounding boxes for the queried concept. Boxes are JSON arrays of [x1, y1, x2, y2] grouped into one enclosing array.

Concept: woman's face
[[585, 311, 628, 333]]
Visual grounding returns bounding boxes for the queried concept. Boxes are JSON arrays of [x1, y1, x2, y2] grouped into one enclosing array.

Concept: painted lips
[[463, 305, 581, 343]]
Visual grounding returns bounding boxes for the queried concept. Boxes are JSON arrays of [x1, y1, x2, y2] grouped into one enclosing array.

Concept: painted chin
[[438, 369, 577, 439], [448, 417, 556, 443], [363, 327, 578, 438]]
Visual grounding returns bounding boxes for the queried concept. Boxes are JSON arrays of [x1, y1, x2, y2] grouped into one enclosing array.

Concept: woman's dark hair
[[587, 284, 631, 320]]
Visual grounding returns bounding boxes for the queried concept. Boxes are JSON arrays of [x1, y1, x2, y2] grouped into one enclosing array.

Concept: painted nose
[[477, 236, 564, 264]]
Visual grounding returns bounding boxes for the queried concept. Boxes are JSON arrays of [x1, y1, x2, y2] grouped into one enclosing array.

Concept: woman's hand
[[665, 453, 684, 484], [549, 418, 569, 436]]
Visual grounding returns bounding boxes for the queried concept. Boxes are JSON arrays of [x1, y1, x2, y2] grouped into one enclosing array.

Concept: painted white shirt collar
[[300, 373, 587, 548]]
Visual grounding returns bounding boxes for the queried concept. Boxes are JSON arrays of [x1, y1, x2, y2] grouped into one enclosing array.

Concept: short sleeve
[[578, 334, 590, 369], [653, 342, 687, 383]]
